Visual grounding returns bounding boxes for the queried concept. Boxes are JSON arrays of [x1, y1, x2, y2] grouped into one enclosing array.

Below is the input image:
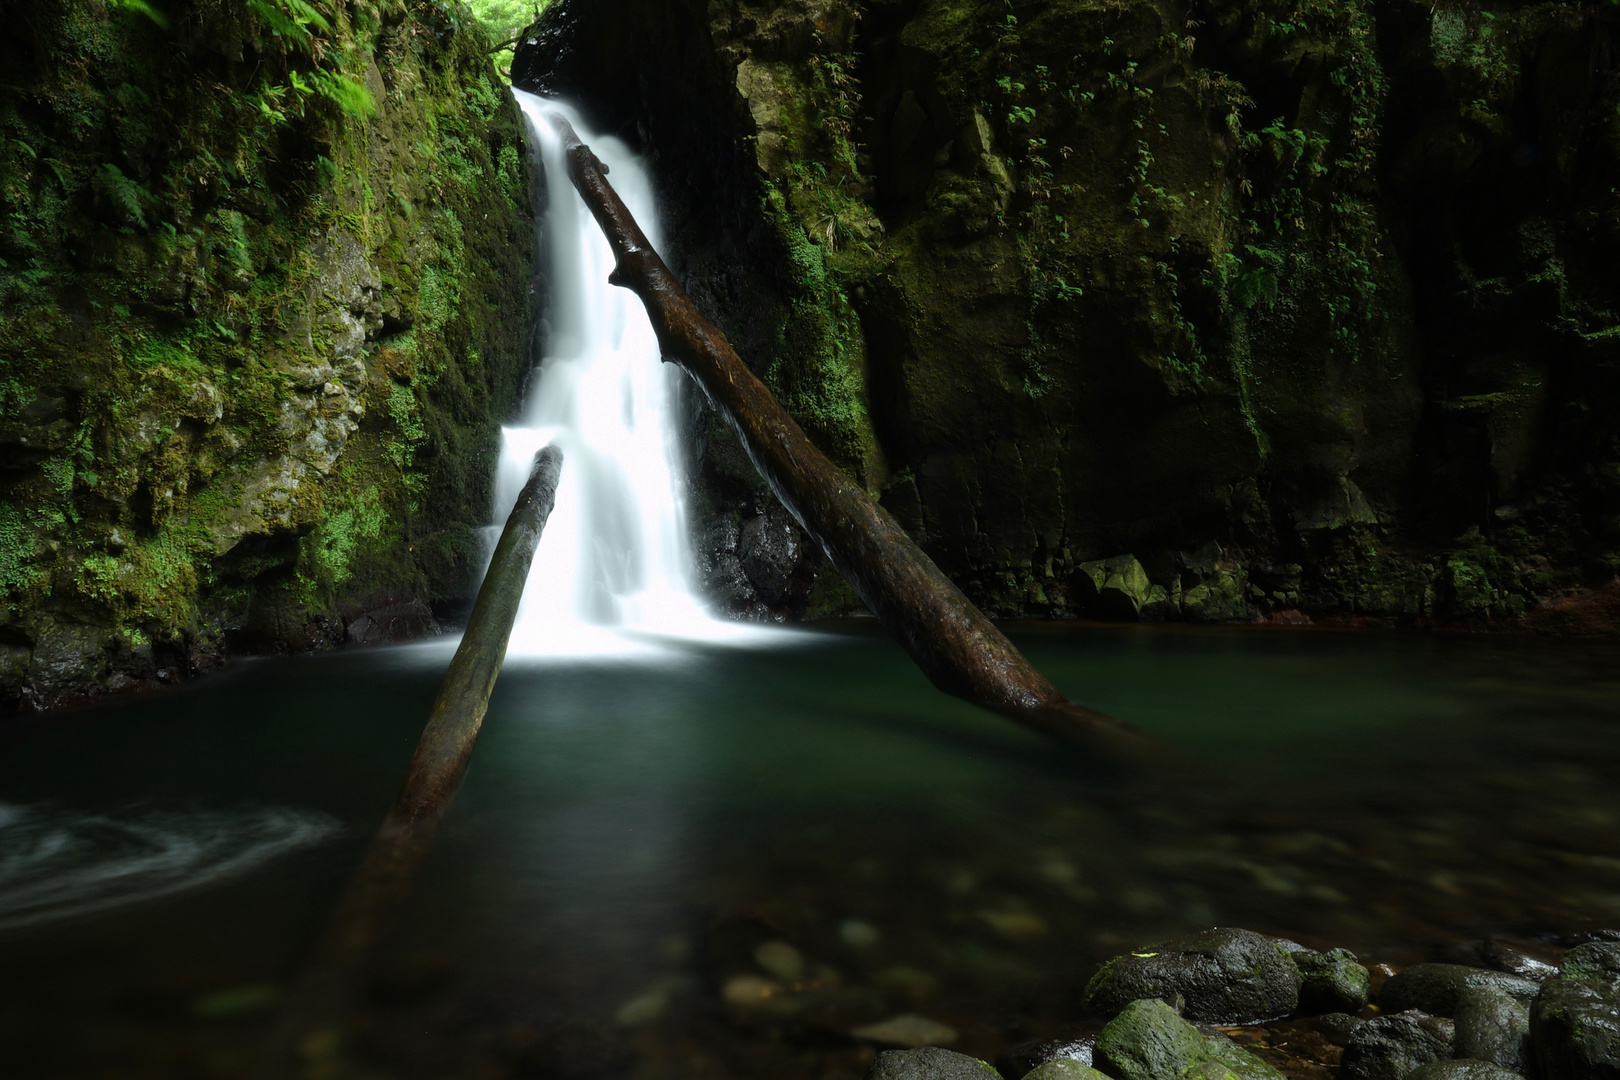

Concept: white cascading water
[[497, 93, 764, 658]]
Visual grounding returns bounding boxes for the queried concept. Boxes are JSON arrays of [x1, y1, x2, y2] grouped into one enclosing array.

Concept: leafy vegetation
[[464, 0, 550, 81]]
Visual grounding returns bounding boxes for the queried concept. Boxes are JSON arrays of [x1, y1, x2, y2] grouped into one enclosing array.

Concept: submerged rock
[[1085, 927, 1302, 1023], [854, 1014, 961, 1049], [1094, 997, 1285, 1080], [865, 1046, 1002, 1080], [1453, 986, 1532, 1075], [1342, 1010, 1455, 1080], [1379, 965, 1540, 1016], [1292, 947, 1372, 1014]]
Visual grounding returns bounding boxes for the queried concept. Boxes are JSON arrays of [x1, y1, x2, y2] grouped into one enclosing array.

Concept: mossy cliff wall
[[1, 0, 537, 709], [515, 0, 1620, 630]]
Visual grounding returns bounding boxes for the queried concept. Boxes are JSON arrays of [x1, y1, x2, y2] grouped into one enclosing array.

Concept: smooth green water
[[1, 624, 1617, 1078]]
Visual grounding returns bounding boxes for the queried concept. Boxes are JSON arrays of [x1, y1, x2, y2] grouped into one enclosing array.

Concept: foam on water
[[501, 93, 792, 660], [0, 802, 341, 930]]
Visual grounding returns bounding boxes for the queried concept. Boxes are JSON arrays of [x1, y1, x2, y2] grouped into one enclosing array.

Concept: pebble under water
[[0, 623, 1617, 1079]]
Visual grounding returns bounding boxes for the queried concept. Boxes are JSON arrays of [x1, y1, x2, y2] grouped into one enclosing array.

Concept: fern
[[312, 71, 376, 118], [247, 0, 331, 48], [96, 164, 149, 227], [110, 0, 169, 29]]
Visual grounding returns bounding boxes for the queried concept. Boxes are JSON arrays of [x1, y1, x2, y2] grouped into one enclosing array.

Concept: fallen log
[[543, 112, 1148, 756], [256, 444, 564, 1079]]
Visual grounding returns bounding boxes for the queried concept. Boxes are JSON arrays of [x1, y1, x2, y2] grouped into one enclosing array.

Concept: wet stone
[[1024, 1061, 1110, 1080], [1530, 972, 1620, 1080], [864, 1046, 1003, 1080], [1557, 942, 1620, 984], [1310, 1012, 1368, 1047], [1094, 997, 1285, 1080], [1452, 987, 1531, 1075], [1342, 1010, 1454, 1080], [1405, 1061, 1524, 1080], [1086, 927, 1302, 1023], [1379, 965, 1540, 1017], [1000, 1033, 1096, 1079], [1478, 940, 1559, 983], [1293, 948, 1372, 1014]]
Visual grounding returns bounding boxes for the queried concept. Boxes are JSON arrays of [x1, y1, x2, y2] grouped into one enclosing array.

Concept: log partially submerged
[[257, 445, 564, 1080], [543, 112, 1148, 756]]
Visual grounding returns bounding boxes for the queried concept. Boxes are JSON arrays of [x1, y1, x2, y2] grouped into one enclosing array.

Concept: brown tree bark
[[255, 445, 564, 1080], [544, 113, 1150, 757]]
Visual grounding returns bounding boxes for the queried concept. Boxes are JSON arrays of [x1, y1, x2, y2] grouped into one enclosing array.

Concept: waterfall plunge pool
[[1, 623, 1617, 1078]]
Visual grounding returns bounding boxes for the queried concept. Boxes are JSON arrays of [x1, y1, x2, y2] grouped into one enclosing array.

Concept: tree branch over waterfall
[[541, 112, 1153, 760]]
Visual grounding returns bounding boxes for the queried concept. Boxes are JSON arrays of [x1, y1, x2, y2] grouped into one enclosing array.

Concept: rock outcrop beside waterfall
[[0, 0, 536, 709], [513, 0, 1620, 631]]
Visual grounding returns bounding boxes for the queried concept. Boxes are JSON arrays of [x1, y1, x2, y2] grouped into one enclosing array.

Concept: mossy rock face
[[516, 0, 1620, 631], [1085, 928, 1302, 1024], [0, 0, 535, 708]]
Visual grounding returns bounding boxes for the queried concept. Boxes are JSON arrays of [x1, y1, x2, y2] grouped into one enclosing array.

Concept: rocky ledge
[[861, 927, 1620, 1080]]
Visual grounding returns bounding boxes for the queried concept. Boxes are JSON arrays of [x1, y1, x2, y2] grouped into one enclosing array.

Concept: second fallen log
[[255, 444, 564, 1079]]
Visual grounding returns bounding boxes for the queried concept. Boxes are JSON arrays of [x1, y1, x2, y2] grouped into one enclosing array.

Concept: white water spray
[[498, 93, 765, 658]]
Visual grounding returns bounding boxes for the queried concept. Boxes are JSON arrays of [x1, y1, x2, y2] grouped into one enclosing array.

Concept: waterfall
[[497, 93, 757, 658]]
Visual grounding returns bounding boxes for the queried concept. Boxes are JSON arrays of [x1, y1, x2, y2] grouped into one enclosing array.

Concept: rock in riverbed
[[1379, 964, 1539, 1016], [1342, 1010, 1454, 1080], [1023, 1062, 1110, 1080], [1085, 928, 1302, 1023], [1292, 947, 1372, 1013], [1094, 997, 1285, 1080], [1405, 1061, 1525, 1080], [865, 1046, 1003, 1080], [1530, 942, 1620, 1080], [1453, 986, 1532, 1075]]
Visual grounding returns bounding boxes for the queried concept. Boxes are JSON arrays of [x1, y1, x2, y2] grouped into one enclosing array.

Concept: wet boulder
[[1342, 1010, 1455, 1080], [866, 1046, 1004, 1080], [1085, 928, 1302, 1023], [1405, 1061, 1525, 1080], [1023, 1062, 1111, 1080], [1557, 942, 1620, 984], [1529, 943, 1620, 1080], [1000, 1034, 1096, 1079], [1094, 997, 1285, 1080], [1453, 986, 1531, 1075], [1379, 965, 1540, 1016], [1293, 948, 1372, 1014], [1478, 940, 1559, 983]]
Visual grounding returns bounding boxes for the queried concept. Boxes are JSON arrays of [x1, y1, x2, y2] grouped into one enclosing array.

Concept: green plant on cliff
[[0, 0, 535, 705]]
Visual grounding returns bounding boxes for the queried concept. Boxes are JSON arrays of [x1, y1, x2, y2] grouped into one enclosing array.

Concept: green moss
[[0, 0, 536, 699]]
